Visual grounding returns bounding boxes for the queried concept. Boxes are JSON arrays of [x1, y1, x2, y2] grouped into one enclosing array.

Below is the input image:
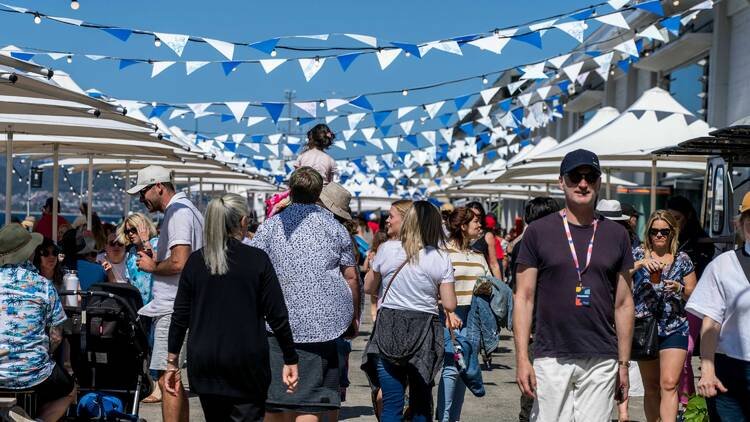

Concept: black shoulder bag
[[734, 248, 750, 281]]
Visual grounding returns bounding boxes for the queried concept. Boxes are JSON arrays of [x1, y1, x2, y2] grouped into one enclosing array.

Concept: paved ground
[[140, 308, 649, 421]]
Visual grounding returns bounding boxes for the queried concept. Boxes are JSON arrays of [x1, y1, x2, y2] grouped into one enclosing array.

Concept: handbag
[[631, 314, 659, 361], [472, 275, 494, 296]]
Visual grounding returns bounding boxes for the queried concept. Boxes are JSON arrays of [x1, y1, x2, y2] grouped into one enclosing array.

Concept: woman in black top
[[466, 201, 503, 280], [165, 193, 299, 421]]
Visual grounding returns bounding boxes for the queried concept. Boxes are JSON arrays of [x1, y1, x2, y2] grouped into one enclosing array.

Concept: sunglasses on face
[[649, 228, 672, 237], [139, 184, 155, 198], [39, 248, 60, 257], [565, 171, 600, 184], [124, 227, 138, 235]]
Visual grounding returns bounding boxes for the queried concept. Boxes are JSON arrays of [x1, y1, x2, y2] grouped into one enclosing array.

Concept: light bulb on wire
[[66, 55, 73, 64], [70, 0, 80, 10], [482, 76, 489, 85], [33, 13, 41, 24], [270, 49, 277, 57], [318, 101, 325, 108], [402, 89, 408, 96], [154, 36, 162, 47]]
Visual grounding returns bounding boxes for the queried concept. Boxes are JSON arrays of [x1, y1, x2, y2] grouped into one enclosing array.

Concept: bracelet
[[618, 361, 631, 368]]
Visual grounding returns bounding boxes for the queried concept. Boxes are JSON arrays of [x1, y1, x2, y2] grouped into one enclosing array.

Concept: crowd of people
[[0, 134, 748, 422]]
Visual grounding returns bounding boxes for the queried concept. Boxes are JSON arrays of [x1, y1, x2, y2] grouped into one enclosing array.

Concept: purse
[[631, 314, 659, 361]]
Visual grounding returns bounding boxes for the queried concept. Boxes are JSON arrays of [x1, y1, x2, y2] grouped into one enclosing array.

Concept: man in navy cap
[[513, 149, 635, 421]]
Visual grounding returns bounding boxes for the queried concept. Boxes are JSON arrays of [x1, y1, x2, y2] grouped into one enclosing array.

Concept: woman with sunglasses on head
[[631, 210, 698, 422], [117, 213, 158, 306]]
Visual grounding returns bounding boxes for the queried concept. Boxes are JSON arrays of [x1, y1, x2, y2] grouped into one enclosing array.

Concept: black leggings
[[198, 394, 264, 422]]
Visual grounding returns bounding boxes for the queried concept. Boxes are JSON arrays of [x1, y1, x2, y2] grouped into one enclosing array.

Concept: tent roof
[[0, 133, 176, 157], [494, 158, 706, 182], [533, 88, 711, 161]]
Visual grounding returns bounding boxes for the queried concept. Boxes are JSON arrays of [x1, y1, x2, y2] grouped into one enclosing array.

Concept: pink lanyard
[[560, 209, 598, 287]]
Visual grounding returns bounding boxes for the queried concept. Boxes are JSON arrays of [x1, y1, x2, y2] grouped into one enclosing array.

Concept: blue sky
[[1, 0, 598, 148]]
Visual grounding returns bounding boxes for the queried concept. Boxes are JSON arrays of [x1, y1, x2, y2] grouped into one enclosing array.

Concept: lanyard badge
[[560, 210, 598, 307]]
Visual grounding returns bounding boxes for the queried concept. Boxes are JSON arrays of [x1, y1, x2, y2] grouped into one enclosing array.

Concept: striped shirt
[[446, 242, 490, 306]]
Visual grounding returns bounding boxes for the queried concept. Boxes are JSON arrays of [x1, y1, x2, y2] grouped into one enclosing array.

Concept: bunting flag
[[154, 32, 190, 57], [151, 61, 175, 77], [349, 95, 374, 111], [614, 39, 639, 58], [397, 106, 418, 119], [337, 53, 361, 71], [453, 95, 473, 110], [424, 101, 445, 119], [326, 98, 349, 111], [298, 58, 326, 81], [224, 101, 250, 123], [101, 27, 133, 42], [390, 42, 421, 58], [400, 120, 414, 135], [344, 33, 378, 47], [634, 0, 664, 16], [373, 110, 392, 127], [262, 102, 285, 123], [661, 16, 682, 36], [514, 31, 543, 49], [347, 112, 366, 130], [594, 52, 615, 80], [259, 59, 286, 74], [480, 87, 501, 104], [555, 21, 587, 43], [520, 62, 548, 80], [375, 49, 401, 70], [637, 24, 666, 41], [562, 61, 585, 83], [221, 61, 242, 75], [246, 116, 266, 128], [595, 12, 630, 30], [466, 29, 517, 54], [294, 101, 317, 118], [203, 37, 235, 60], [547, 53, 571, 69], [249, 38, 280, 54]]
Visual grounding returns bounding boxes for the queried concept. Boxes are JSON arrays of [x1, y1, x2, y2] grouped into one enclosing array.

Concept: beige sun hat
[[319, 182, 353, 221], [0, 223, 44, 266]]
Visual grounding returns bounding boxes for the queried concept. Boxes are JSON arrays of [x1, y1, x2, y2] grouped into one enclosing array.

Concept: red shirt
[[34, 214, 69, 240], [367, 221, 380, 234]]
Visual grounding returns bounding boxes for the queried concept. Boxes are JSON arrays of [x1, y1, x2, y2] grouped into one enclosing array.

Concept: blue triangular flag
[[452, 162, 462, 172], [555, 105, 564, 114], [460, 122, 475, 137], [274, 175, 285, 184], [415, 167, 426, 175], [452, 34, 480, 43], [439, 113, 453, 126], [148, 105, 169, 118], [220, 114, 234, 122], [454, 94, 472, 110], [10, 52, 34, 61], [478, 132, 491, 146], [337, 53, 361, 71], [396, 151, 409, 161], [585, 50, 602, 57], [635, 39, 644, 53], [221, 61, 242, 76], [569, 8, 595, 20], [253, 159, 265, 170], [262, 102, 285, 123], [634, 0, 664, 16], [380, 125, 392, 137], [558, 80, 571, 93], [617, 59, 631, 73], [250, 38, 280, 54], [520, 139, 531, 147], [487, 150, 498, 161], [349, 95, 374, 111], [101, 27, 133, 42], [514, 32, 543, 49], [631, 110, 648, 119], [224, 142, 236, 152], [119, 59, 139, 70], [511, 108, 525, 122], [298, 117, 315, 126], [287, 143, 302, 154], [405, 135, 419, 147], [251, 135, 264, 143], [390, 42, 421, 58], [499, 98, 513, 112], [661, 16, 681, 35], [373, 110, 392, 128]]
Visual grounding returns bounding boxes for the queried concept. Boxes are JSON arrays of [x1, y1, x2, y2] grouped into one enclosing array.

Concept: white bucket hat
[[319, 182, 352, 221], [596, 199, 630, 221]]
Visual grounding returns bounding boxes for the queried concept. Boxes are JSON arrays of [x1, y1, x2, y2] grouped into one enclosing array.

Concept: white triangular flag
[[154, 32, 190, 57], [215, 134, 229, 143], [287, 136, 301, 144], [537, 86, 552, 99], [342, 130, 356, 141], [608, 0, 630, 9], [294, 101, 317, 118], [298, 58, 326, 81], [259, 59, 286, 74], [466, 28, 517, 54], [297, 34, 330, 41], [518, 92, 533, 107], [432, 40, 462, 56], [529, 18, 559, 36], [476, 116, 493, 128], [554, 21, 587, 43], [151, 61, 175, 78], [563, 61, 585, 82], [326, 98, 349, 111], [547, 53, 571, 69], [361, 127, 377, 140], [169, 109, 191, 120], [457, 109, 472, 120], [325, 115, 339, 124], [375, 49, 401, 70], [266, 144, 280, 157], [347, 113, 366, 130], [422, 131, 436, 145], [49, 16, 84, 26], [507, 80, 527, 94], [185, 61, 209, 75], [480, 86, 501, 104], [424, 101, 445, 119], [690, 0, 713, 10], [187, 102, 212, 117], [614, 39, 639, 58], [477, 105, 493, 117], [344, 33, 377, 47], [397, 106, 418, 119], [521, 62, 548, 80], [246, 143, 261, 153], [576, 71, 591, 86], [439, 128, 454, 143], [594, 52, 615, 80], [400, 120, 414, 135], [681, 12, 700, 26], [333, 141, 347, 151], [85, 54, 106, 61], [232, 133, 245, 143], [637, 24, 665, 42], [246, 116, 266, 128], [268, 134, 283, 144], [47, 53, 67, 60], [225, 101, 250, 123], [203, 37, 235, 60], [369, 138, 383, 149], [384, 137, 400, 152], [595, 12, 630, 30]]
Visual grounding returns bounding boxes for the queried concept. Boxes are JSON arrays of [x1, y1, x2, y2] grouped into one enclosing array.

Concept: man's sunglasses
[[565, 171, 600, 184], [124, 227, 138, 235], [139, 184, 155, 197], [649, 228, 672, 237]]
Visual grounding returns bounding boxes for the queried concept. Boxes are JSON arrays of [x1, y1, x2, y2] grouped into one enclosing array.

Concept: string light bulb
[[270, 49, 277, 57], [673, 0, 680, 5], [402, 89, 408, 96], [318, 100, 325, 108], [66, 55, 72, 64], [404, 51, 411, 58], [70, 0, 80, 10], [154, 36, 162, 47], [482, 76, 488, 85], [33, 13, 41, 24]]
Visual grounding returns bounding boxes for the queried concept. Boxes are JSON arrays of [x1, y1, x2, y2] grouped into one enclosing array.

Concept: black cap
[[621, 203, 640, 217], [560, 149, 601, 175]]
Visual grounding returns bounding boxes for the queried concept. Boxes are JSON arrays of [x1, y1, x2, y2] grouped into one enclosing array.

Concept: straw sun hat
[[0, 223, 43, 266], [319, 182, 353, 221]]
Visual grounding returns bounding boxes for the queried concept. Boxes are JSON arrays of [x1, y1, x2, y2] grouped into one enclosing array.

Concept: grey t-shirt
[[139, 192, 204, 317]]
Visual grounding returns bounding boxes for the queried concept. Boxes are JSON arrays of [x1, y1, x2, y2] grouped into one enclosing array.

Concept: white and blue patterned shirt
[[250, 203, 356, 343], [0, 262, 66, 389]]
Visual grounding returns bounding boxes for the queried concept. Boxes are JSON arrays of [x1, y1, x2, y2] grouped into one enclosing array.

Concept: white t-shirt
[[686, 249, 750, 361], [139, 192, 204, 317], [371, 240, 454, 315]]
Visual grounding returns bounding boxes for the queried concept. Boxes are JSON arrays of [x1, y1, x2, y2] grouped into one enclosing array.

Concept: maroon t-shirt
[[516, 211, 633, 359]]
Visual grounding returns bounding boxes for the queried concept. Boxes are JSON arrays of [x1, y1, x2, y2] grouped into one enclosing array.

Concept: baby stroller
[[59, 283, 152, 421]]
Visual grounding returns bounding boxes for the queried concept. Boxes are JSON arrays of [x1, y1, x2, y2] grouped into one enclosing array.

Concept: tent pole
[[52, 144, 60, 243], [199, 177, 203, 211], [26, 159, 32, 218], [86, 155, 94, 231], [187, 176, 191, 198], [124, 159, 131, 217], [650, 157, 657, 215], [606, 169, 612, 200], [4, 130, 12, 226], [545, 183, 550, 195]]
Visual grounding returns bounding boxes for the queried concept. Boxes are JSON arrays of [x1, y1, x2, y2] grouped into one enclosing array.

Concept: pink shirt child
[[293, 148, 337, 184]]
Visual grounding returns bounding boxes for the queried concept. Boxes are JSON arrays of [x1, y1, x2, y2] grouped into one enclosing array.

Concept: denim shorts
[[658, 331, 688, 351]]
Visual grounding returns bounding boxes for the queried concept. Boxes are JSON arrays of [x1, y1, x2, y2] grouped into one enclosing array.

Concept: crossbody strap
[[734, 248, 750, 284], [380, 260, 409, 304]]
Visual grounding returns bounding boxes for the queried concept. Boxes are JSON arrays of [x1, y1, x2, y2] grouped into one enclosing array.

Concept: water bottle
[[63, 269, 80, 307]]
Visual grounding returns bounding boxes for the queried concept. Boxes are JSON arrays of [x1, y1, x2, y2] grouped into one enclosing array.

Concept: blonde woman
[[165, 193, 298, 421], [363, 201, 457, 421], [117, 212, 158, 306], [631, 210, 697, 422]]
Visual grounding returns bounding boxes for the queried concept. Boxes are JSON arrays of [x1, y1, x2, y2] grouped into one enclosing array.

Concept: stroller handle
[[59, 290, 140, 322]]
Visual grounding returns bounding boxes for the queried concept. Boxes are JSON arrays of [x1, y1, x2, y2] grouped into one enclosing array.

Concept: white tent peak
[[627, 87, 693, 115]]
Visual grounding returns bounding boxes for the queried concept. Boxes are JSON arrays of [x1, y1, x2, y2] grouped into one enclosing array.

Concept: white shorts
[[531, 357, 617, 422], [149, 314, 186, 371]]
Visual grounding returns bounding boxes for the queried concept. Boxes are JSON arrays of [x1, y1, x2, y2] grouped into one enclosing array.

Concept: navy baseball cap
[[560, 149, 602, 175]]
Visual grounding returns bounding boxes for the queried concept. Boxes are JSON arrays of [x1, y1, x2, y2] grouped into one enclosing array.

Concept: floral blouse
[[632, 246, 695, 336]]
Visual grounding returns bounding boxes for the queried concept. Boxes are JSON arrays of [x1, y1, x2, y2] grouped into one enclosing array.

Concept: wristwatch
[[618, 360, 631, 368]]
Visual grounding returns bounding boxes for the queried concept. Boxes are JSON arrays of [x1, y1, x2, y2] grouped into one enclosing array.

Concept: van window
[[712, 166, 724, 234], [704, 164, 713, 230]]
